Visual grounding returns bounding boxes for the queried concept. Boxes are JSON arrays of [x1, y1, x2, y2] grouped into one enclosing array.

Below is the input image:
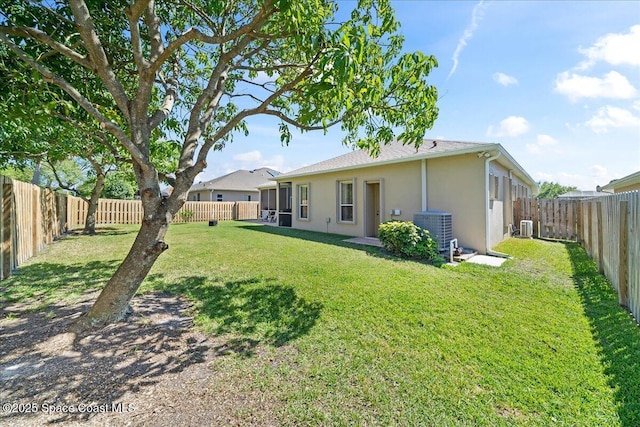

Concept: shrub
[[179, 209, 195, 222], [378, 221, 442, 263]]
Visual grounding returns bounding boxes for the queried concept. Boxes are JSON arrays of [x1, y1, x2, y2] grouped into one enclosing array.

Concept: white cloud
[[533, 167, 617, 191], [584, 105, 640, 133], [578, 25, 640, 69], [486, 116, 531, 138], [232, 150, 289, 172], [554, 71, 637, 102], [526, 134, 559, 154], [448, 0, 487, 79], [493, 72, 518, 86], [536, 134, 558, 146]]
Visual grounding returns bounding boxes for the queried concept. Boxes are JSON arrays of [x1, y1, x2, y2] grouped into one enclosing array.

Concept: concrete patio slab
[[465, 255, 508, 267]]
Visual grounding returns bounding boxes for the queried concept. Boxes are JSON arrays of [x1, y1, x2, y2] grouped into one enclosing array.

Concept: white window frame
[[297, 184, 310, 220], [338, 179, 355, 223]]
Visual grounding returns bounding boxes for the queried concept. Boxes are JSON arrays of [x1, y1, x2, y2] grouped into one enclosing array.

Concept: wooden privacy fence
[[515, 193, 639, 324], [66, 197, 260, 228], [580, 193, 639, 324], [514, 198, 580, 240], [1, 175, 68, 281], [1, 174, 260, 282]]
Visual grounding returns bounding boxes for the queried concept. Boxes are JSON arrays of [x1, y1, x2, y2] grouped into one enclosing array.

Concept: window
[[339, 180, 354, 222], [244, 195, 252, 201], [196, 193, 201, 201], [216, 194, 223, 201], [298, 184, 309, 220]]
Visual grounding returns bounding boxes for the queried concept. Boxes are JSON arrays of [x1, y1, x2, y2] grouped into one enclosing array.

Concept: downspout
[[421, 159, 428, 211], [484, 151, 511, 258]]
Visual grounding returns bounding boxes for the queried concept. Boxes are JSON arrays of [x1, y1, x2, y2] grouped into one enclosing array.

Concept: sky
[[196, 0, 640, 191]]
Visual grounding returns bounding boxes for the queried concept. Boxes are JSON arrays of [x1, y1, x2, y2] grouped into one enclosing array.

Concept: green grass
[[2, 221, 639, 426]]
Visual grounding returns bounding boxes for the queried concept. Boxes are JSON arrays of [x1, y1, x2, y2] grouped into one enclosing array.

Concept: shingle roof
[[276, 139, 490, 179], [189, 167, 280, 192]]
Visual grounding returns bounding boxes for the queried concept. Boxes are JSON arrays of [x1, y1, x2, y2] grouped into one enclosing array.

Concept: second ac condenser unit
[[520, 220, 533, 238], [413, 211, 453, 252]]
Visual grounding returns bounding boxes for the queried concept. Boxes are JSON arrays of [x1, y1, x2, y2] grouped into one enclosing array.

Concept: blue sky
[[197, 1, 640, 191]]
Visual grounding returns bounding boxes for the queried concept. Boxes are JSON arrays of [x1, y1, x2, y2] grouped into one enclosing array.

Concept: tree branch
[[68, 0, 131, 121], [0, 25, 94, 70], [0, 33, 146, 168], [148, 0, 276, 76], [48, 159, 88, 203]]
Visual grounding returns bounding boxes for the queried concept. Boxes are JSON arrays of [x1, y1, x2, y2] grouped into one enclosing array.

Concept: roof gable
[[189, 167, 280, 192]]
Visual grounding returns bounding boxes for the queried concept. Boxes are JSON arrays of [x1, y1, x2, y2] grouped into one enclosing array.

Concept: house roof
[[599, 170, 640, 192], [189, 167, 280, 193], [558, 190, 606, 200], [274, 139, 537, 189]]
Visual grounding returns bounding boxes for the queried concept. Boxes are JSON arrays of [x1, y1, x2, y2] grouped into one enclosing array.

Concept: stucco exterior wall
[[276, 151, 534, 253], [488, 161, 533, 248], [283, 161, 423, 236], [425, 154, 486, 252], [613, 183, 640, 193]]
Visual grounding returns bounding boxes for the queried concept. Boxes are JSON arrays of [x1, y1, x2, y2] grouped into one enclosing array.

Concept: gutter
[[483, 150, 511, 258]]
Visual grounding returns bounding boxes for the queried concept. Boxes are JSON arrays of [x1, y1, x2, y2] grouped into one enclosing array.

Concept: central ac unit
[[520, 220, 533, 238], [413, 211, 453, 252]]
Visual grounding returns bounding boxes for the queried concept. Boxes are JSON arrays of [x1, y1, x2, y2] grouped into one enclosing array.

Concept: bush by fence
[[0, 174, 260, 281]]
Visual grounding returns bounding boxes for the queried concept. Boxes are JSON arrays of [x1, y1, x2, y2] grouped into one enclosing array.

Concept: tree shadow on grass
[[1, 263, 321, 425], [566, 242, 640, 426], [146, 274, 323, 352]]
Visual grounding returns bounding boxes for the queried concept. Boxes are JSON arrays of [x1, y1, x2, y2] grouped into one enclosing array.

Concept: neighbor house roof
[[189, 168, 280, 193], [599, 170, 640, 192], [558, 190, 606, 200], [274, 139, 537, 189]]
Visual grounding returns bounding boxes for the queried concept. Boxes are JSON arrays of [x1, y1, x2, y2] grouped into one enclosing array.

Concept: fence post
[[618, 200, 629, 308], [576, 202, 583, 244], [2, 182, 13, 280], [596, 201, 604, 274]]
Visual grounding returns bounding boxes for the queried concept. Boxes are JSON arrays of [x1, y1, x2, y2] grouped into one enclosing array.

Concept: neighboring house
[[599, 170, 640, 193], [188, 168, 279, 202], [272, 140, 537, 254], [557, 190, 607, 200]]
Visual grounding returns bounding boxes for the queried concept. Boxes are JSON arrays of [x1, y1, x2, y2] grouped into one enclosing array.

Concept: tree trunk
[[31, 161, 41, 185], [71, 215, 170, 332], [83, 172, 105, 235]]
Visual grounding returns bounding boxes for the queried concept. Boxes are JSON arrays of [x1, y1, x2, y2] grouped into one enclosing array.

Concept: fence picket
[[514, 193, 639, 324]]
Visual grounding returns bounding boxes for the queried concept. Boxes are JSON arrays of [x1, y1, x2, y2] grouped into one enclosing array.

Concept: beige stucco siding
[[613, 183, 640, 193], [488, 161, 534, 248], [426, 154, 486, 252], [286, 162, 422, 236], [278, 150, 534, 253]]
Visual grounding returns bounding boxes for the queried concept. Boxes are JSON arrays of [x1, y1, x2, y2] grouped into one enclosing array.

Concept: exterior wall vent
[[413, 210, 453, 252]]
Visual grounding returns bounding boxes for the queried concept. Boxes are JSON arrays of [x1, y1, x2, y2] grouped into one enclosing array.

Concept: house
[[558, 190, 607, 200], [188, 168, 279, 202], [272, 140, 537, 254], [598, 170, 640, 193]]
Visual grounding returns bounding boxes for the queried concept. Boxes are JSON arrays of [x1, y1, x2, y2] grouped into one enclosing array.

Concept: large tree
[[0, 0, 439, 331]]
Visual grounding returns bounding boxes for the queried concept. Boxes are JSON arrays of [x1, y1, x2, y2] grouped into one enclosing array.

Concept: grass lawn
[[2, 221, 639, 426]]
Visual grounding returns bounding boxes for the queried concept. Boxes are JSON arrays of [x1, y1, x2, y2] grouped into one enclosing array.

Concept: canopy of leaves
[[537, 181, 578, 199], [0, 0, 439, 196]]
